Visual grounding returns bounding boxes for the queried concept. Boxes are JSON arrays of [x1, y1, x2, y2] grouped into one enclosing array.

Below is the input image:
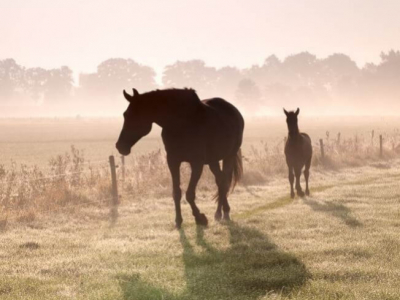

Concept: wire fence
[[0, 154, 120, 225], [2, 129, 400, 227]]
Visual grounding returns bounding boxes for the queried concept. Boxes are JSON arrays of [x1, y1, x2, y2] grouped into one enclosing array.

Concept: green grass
[[2, 161, 400, 299], [2, 117, 400, 299]]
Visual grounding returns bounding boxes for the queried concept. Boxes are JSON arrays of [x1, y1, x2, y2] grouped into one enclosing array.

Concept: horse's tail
[[230, 148, 243, 192]]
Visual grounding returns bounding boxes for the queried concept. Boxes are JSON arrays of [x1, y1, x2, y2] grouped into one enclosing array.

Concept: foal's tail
[[230, 148, 243, 192]]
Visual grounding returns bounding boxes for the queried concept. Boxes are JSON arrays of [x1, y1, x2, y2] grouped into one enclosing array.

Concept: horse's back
[[202, 98, 244, 124], [162, 97, 244, 163]]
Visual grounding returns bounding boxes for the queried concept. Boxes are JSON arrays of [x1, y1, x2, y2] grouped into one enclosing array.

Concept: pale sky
[[1, 0, 400, 77]]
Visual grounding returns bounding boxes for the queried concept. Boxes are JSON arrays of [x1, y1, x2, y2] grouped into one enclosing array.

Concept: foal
[[284, 108, 312, 198]]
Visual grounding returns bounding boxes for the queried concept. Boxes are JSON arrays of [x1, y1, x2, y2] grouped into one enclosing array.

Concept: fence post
[[319, 139, 325, 159], [109, 155, 119, 219], [121, 155, 125, 182], [380, 135, 383, 158]]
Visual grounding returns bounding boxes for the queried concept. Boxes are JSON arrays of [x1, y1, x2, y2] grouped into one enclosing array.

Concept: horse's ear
[[123, 90, 133, 102], [283, 108, 289, 116], [133, 88, 139, 97], [295, 108, 300, 115]]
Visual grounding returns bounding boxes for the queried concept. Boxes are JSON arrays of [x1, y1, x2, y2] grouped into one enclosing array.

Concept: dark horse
[[116, 88, 244, 228], [284, 108, 312, 198]]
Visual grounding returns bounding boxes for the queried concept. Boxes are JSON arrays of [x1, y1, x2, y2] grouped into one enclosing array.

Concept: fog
[[1, 0, 400, 117]]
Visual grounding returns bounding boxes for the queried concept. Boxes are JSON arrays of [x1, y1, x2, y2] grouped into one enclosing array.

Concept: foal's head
[[284, 108, 300, 135], [116, 89, 153, 155]]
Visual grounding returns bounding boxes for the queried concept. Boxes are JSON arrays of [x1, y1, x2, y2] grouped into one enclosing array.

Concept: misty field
[[1, 117, 400, 299]]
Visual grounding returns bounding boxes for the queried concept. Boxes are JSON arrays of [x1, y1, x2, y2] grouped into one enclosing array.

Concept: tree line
[[1, 50, 399, 115]]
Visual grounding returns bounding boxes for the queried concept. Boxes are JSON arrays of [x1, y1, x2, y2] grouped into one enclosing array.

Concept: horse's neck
[[288, 124, 300, 137], [147, 92, 201, 129]]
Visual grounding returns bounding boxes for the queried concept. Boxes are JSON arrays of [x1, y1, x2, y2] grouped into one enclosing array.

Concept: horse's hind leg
[[295, 167, 305, 197], [221, 156, 235, 221], [209, 161, 224, 221], [167, 157, 182, 229], [304, 158, 311, 196], [187, 162, 208, 226]]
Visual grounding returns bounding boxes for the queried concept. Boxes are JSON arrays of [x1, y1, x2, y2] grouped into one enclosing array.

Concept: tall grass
[[1, 131, 399, 227]]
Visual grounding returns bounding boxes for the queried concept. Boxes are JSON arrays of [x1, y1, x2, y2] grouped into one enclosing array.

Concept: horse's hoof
[[297, 190, 305, 197], [305, 190, 310, 196], [290, 192, 295, 199], [223, 213, 231, 222], [175, 219, 183, 229], [214, 212, 222, 222], [195, 213, 208, 226]]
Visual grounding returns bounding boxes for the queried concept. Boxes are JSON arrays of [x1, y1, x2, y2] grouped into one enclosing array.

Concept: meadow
[[1, 116, 400, 299]]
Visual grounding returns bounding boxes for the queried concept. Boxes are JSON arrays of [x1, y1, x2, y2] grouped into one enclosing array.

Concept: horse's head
[[116, 88, 153, 156], [283, 108, 300, 134]]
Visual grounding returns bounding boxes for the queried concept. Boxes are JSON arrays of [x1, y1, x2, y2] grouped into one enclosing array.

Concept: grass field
[[1, 116, 399, 166], [1, 160, 400, 299], [1, 117, 400, 299]]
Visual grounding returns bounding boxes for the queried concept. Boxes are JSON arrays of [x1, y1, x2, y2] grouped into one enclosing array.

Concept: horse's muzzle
[[116, 142, 131, 156]]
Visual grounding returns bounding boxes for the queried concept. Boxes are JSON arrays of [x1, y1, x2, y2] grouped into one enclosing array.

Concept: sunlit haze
[[2, 0, 400, 73], [1, 0, 400, 116]]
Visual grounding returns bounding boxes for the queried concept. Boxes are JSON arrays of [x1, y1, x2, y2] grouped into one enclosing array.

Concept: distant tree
[[282, 52, 320, 88], [235, 78, 262, 113], [243, 55, 282, 87], [215, 66, 243, 99], [24, 67, 48, 103], [44, 66, 74, 102], [162, 60, 217, 97], [79, 58, 157, 100], [0, 59, 25, 100], [359, 50, 400, 108], [320, 53, 360, 94]]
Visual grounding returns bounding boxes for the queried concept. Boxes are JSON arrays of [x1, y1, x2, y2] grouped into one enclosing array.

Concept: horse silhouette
[[284, 108, 312, 198], [116, 88, 244, 228]]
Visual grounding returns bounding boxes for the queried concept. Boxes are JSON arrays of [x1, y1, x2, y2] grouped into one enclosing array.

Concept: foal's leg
[[187, 162, 208, 226], [304, 158, 311, 196], [288, 166, 295, 198], [295, 167, 305, 197], [167, 157, 182, 228]]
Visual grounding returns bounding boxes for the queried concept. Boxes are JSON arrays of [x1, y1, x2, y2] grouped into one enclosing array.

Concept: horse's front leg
[[187, 162, 207, 226], [167, 157, 182, 229], [295, 167, 305, 197]]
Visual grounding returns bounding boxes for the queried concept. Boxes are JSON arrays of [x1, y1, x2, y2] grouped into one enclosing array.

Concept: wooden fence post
[[121, 155, 125, 182], [319, 139, 325, 159], [380, 135, 383, 158], [109, 156, 119, 219]]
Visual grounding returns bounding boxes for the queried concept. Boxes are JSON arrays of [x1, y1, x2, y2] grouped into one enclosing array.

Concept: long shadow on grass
[[303, 199, 362, 228], [118, 222, 309, 300]]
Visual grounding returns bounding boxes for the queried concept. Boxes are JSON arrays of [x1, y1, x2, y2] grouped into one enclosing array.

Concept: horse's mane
[[143, 88, 201, 103]]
